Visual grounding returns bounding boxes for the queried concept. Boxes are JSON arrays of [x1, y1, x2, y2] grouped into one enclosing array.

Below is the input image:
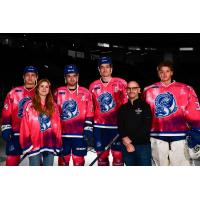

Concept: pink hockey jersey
[[143, 81, 200, 138], [89, 77, 127, 129], [1, 86, 35, 136], [54, 86, 94, 138], [20, 100, 62, 156]]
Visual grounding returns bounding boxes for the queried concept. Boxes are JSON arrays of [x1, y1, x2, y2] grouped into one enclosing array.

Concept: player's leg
[[109, 129, 124, 166], [169, 140, 191, 166], [72, 138, 87, 166], [96, 150, 110, 166], [94, 127, 109, 166], [150, 137, 170, 166], [6, 135, 22, 166], [58, 137, 71, 166], [6, 155, 21, 166]]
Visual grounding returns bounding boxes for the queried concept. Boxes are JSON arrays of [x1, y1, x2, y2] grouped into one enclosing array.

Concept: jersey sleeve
[[19, 103, 32, 154], [184, 86, 200, 130], [84, 91, 94, 132], [120, 79, 128, 104], [1, 91, 13, 135], [53, 104, 62, 149]]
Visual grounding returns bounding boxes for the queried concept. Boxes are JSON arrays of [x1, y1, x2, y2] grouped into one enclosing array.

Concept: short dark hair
[[157, 61, 174, 72]]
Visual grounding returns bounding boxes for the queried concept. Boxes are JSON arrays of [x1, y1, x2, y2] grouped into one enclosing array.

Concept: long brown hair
[[32, 79, 55, 117]]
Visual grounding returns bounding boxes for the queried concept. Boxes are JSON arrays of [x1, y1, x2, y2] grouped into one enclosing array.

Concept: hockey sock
[[58, 155, 70, 166], [6, 155, 20, 166], [97, 150, 110, 166], [72, 155, 85, 166], [112, 150, 124, 166]]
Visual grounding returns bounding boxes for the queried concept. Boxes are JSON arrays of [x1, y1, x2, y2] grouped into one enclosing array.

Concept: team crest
[[98, 92, 115, 113], [39, 114, 51, 132], [18, 97, 31, 118], [61, 99, 79, 120], [155, 92, 177, 118]]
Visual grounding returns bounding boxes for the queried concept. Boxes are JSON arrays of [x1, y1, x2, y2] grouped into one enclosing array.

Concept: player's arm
[[121, 80, 128, 104], [184, 86, 200, 130], [83, 92, 94, 141], [52, 104, 63, 153], [1, 92, 13, 141], [19, 103, 32, 154]]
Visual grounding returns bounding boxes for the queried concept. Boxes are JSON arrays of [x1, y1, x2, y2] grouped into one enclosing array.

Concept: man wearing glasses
[[118, 81, 152, 166]]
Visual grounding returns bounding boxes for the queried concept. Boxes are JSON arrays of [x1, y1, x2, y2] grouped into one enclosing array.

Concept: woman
[[20, 79, 62, 166]]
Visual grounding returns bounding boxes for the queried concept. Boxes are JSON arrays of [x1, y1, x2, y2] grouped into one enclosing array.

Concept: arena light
[[144, 47, 157, 51], [179, 47, 194, 51], [97, 42, 110, 48], [128, 46, 141, 51], [113, 44, 124, 49]]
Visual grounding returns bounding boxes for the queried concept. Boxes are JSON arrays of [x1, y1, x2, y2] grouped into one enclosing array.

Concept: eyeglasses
[[126, 87, 140, 91]]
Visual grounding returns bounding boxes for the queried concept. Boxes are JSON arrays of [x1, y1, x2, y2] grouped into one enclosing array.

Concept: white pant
[[192, 159, 200, 166], [151, 138, 191, 166]]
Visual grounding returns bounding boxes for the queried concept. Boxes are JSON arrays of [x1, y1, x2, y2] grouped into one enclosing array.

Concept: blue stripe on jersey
[[94, 123, 118, 129], [28, 147, 62, 157]]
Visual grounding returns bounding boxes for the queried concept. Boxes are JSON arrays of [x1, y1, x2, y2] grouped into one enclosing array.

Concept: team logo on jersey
[[39, 114, 51, 132], [155, 92, 177, 118], [61, 99, 79, 120], [18, 97, 31, 118], [98, 92, 115, 113]]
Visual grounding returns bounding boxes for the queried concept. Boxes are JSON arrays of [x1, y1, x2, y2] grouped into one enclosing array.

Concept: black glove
[[1, 126, 13, 142]]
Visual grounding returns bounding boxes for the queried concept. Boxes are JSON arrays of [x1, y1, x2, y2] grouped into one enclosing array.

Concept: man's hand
[[126, 143, 135, 152]]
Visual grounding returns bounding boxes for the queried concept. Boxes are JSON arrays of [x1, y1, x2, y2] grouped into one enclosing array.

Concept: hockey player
[[89, 56, 127, 166], [54, 64, 94, 166], [1, 66, 38, 166], [143, 61, 200, 166], [20, 79, 62, 166]]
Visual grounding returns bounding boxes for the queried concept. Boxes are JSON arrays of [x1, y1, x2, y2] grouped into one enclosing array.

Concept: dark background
[[1, 33, 200, 110]]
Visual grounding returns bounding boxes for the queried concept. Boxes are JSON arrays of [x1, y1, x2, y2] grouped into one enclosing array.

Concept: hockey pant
[[94, 127, 123, 166], [151, 137, 191, 166], [58, 137, 87, 166]]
